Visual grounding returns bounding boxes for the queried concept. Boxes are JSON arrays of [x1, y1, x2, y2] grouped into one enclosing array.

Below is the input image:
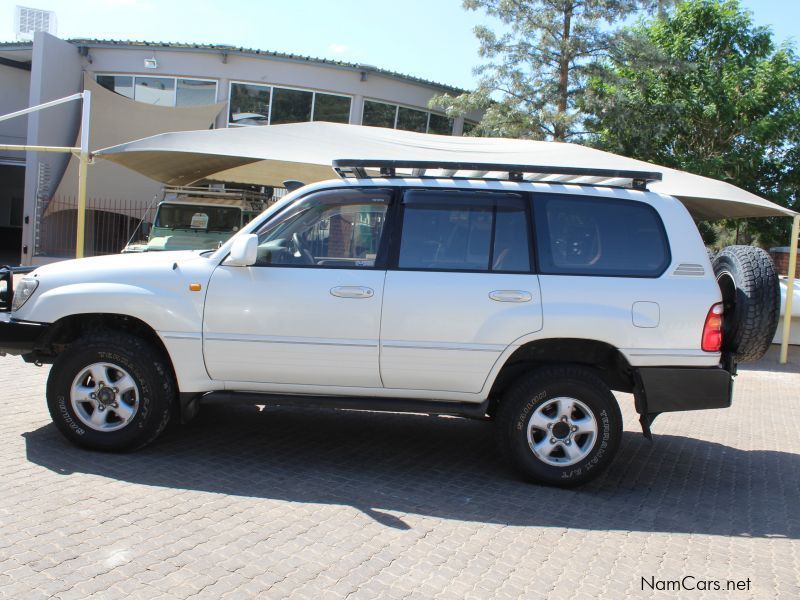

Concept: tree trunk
[[555, 3, 573, 142]]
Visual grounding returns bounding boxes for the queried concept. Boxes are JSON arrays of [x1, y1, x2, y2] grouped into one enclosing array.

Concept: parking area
[[0, 347, 799, 599]]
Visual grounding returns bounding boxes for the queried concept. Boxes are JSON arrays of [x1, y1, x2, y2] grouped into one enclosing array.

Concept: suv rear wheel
[[46, 331, 174, 451], [496, 366, 622, 487]]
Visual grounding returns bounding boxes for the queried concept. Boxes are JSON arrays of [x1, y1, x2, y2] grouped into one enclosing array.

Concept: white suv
[[0, 161, 779, 486]]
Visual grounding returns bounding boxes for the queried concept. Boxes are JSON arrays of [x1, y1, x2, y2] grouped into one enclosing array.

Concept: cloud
[[327, 43, 348, 55]]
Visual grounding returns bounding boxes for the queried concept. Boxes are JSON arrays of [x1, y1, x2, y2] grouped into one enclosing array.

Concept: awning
[[94, 122, 796, 220]]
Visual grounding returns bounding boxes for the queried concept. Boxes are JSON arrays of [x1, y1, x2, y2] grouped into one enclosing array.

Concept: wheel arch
[[485, 337, 633, 417], [35, 313, 177, 390]]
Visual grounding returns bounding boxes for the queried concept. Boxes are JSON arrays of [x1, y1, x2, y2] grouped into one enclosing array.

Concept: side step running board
[[182, 391, 491, 421]]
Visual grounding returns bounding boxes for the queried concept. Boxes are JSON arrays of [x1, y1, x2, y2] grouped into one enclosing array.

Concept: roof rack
[[332, 159, 662, 190]]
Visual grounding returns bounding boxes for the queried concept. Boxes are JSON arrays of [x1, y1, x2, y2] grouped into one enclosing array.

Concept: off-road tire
[[46, 331, 174, 451], [712, 245, 780, 363], [495, 366, 622, 487]]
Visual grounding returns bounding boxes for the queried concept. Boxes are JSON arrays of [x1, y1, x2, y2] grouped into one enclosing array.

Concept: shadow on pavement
[[23, 404, 800, 538]]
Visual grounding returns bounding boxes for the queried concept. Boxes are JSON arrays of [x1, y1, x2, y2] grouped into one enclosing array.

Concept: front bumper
[[0, 313, 50, 357]]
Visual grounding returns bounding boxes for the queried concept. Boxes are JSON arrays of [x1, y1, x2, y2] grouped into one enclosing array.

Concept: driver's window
[[255, 188, 390, 268]]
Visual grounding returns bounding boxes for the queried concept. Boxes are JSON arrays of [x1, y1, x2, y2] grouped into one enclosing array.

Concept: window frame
[[531, 192, 672, 279], [227, 80, 353, 127], [95, 73, 217, 107], [390, 189, 535, 275], [248, 187, 398, 270]]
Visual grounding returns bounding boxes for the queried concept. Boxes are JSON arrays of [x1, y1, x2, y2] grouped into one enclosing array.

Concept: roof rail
[[332, 159, 663, 190]]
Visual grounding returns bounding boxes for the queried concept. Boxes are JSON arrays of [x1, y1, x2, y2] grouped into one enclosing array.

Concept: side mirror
[[227, 234, 258, 266], [141, 222, 151, 237]]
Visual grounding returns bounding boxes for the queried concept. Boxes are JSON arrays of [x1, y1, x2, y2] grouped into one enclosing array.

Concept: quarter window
[[398, 191, 530, 272], [255, 189, 390, 268], [533, 194, 670, 277]]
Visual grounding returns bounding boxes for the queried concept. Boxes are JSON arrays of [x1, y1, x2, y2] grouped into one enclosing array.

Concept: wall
[[21, 33, 83, 263], [0, 64, 31, 164]]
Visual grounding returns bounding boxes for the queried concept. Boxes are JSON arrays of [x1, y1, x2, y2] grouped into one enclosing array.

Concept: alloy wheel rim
[[526, 396, 598, 466], [70, 362, 140, 432]]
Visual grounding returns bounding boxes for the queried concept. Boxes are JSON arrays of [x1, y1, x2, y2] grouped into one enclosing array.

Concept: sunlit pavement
[[1, 346, 798, 599]]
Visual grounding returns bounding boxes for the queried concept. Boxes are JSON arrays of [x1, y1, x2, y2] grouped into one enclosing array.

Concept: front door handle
[[489, 290, 532, 303], [330, 286, 374, 299]]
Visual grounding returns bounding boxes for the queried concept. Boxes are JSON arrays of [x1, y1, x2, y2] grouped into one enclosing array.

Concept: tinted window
[[256, 189, 390, 268], [397, 107, 427, 132], [229, 83, 271, 125], [362, 100, 396, 128], [270, 88, 313, 124], [428, 113, 452, 135], [398, 191, 530, 272], [313, 93, 351, 123], [533, 194, 670, 277]]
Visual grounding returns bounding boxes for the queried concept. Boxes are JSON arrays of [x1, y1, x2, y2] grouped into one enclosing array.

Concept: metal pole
[[75, 90, 91, 259], [779, 214, 800, 364], [0, 144, 79, 153], [0, 92, 84, 124]]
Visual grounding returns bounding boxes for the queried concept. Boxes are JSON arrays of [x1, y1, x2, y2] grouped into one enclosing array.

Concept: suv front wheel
[[496, 366, 622, 487], [46, 331, 174, 451]]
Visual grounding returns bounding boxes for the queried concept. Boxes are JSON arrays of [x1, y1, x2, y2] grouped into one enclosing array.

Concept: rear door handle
[[489, 290, 532, 303], [330, 286, 374, 299]]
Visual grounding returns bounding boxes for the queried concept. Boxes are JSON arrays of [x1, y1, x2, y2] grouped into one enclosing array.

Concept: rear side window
[[398, 190, 530, 272], [533, 194, 670, 277]]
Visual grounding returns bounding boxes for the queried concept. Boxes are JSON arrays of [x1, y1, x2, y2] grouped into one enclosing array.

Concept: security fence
[[33, 196, 154, 258]]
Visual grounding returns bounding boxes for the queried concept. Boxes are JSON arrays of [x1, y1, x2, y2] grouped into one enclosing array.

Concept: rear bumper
[[635, 364, 734, 415], [0, 313, 50, 356]]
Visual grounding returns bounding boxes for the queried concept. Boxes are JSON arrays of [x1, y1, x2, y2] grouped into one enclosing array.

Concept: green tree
[[584, 0, 800, 247], [430, 0, 658, 141]]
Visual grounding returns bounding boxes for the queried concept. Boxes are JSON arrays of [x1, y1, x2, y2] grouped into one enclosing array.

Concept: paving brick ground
[[0, 346, 799, 599]]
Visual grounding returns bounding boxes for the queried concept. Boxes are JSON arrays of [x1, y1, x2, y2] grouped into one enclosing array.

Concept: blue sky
[[1, 0, 797, 90]]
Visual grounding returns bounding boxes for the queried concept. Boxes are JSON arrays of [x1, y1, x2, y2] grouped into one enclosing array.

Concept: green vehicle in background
[[123, 186, 280, 253]]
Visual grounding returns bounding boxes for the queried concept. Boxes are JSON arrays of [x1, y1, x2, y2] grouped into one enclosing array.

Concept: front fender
[[16, 281, 204, 333]]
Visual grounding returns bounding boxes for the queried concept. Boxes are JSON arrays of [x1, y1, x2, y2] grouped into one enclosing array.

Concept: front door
[[379, 189, 543, 393], [203, 187, 392, 388]]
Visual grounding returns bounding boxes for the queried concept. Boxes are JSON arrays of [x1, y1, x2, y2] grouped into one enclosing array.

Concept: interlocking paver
[[0, 347, 799, 598]]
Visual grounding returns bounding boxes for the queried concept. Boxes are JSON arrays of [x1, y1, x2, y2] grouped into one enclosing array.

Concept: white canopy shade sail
[[94, 122, 795, 220]]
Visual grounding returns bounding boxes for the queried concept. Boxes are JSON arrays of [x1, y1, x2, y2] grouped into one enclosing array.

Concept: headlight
[[11, 277, 39, 312]]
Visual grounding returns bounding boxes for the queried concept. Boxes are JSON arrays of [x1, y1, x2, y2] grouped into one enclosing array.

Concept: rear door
[[379, 189, 543, 393]]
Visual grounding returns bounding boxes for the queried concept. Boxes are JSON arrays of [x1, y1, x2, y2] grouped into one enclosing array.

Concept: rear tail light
[[701, 303, 724, 352]]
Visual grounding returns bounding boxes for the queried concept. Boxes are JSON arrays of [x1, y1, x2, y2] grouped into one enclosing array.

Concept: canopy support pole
[[0, 91, 92, 260], [779, 214, 799, 364]]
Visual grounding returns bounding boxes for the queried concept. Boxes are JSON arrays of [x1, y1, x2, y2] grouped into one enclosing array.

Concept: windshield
[[154, 204, 242, 232]]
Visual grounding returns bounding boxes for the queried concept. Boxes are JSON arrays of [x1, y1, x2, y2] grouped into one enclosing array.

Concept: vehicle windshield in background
[[155, 204, 241, 232]]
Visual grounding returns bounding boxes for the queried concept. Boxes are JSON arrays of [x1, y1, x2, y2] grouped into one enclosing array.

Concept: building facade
[[0, 34, 477, 265]]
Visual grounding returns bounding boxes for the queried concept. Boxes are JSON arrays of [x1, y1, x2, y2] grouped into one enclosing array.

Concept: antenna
[[14, 6, 57, 41]]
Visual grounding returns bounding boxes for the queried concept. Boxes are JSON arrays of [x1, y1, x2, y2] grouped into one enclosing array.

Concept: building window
[[313, 92, 351, 123], [362, 100, 397, 128], [96, 75, 133, 99], [362, 99, 452, 134], [134, 76, 175, 106], [428, 113, 453, 135], [270, 87, 313, 124], [462, 120, 479, 135], [176, 78, 217, 107], [397, 106, 428, 133], [97, 74, 217, 107], [229, 82, 271, 125], [228, 82, 353, 127]]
